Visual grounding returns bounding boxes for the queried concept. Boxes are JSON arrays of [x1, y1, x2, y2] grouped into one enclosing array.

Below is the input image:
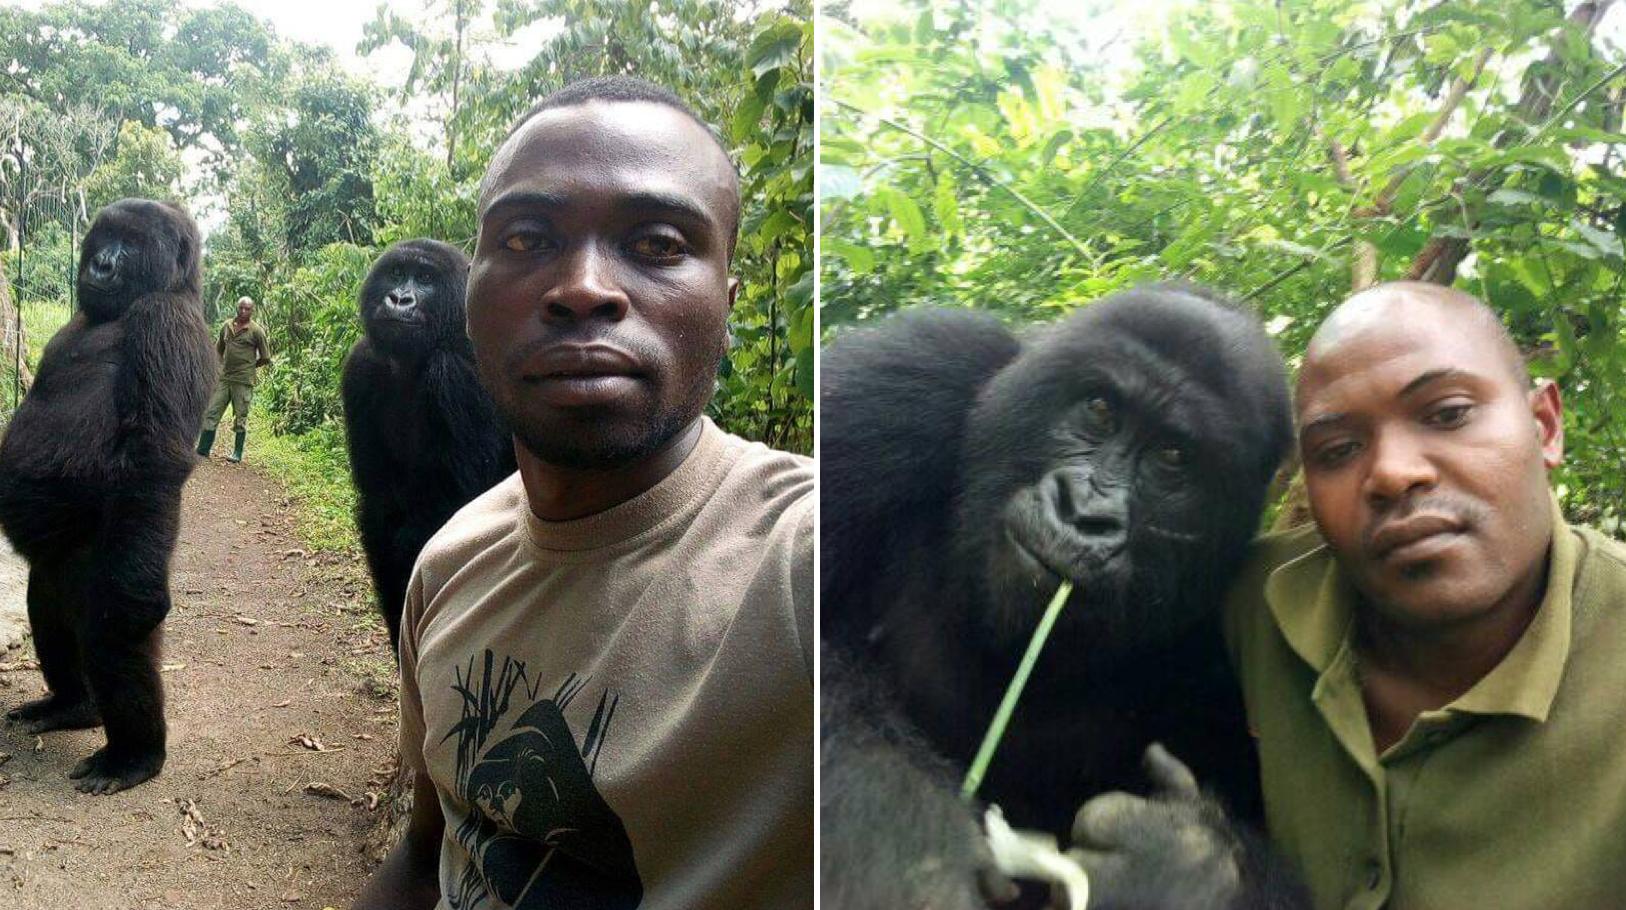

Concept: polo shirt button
[[1365, 859, 1383, 889]]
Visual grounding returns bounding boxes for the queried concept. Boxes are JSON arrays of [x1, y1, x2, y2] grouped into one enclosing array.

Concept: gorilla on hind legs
[[342, 239, 516, 654], [0, 199, 215, 794], [821, 284, 1309, 909]]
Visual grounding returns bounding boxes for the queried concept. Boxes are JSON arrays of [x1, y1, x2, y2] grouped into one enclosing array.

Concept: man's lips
[[520, 344, 643, 381], [1368, 513, 1467, 561]]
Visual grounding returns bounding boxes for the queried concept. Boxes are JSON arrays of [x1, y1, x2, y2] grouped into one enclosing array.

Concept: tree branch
[[829, 97, 1089, 256]]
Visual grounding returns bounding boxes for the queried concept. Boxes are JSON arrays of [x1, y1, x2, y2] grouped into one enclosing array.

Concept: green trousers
[[202, 380, 255, 432]]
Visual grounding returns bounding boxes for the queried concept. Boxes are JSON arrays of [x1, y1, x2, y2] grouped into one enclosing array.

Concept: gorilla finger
[[977, 864, 1021, 906], [1065, 846, 1128, 889], [1144, 741, 1200, 800], [1070, 791, 1146, 846]]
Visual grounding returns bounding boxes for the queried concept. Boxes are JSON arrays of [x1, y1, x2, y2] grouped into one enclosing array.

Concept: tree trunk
[[0, 263, 32, 401]]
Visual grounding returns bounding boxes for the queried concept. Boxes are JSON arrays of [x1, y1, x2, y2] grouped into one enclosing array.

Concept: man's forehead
[[1297, 311, 1505, 415], [480, 101, 735, 215]]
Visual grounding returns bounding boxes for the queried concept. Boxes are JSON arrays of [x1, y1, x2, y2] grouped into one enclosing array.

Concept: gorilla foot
[[68, 746, 164, 795], [6, 695, 102, 733]]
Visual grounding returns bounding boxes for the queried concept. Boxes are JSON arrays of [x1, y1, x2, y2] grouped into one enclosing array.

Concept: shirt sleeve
[[790, 494, 814, 679], [397, 569, 429, 774], [256, 326, 271, 361]]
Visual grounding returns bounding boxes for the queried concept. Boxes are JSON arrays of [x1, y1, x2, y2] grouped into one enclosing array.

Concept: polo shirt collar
[[1263, 494, 1576, 723]]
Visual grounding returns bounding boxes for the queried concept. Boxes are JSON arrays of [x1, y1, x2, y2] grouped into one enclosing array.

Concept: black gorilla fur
[[341, 239, 516, 652], [821, 284, 1302, 908], [0, 198, 215, 794]]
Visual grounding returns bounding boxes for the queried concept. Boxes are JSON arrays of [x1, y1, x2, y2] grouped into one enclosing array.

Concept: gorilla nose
[[384, 291, 416, 312], [1045, 470, 1128, 547]]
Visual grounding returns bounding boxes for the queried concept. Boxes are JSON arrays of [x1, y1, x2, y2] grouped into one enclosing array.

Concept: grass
[[246, 412, 361, 555]]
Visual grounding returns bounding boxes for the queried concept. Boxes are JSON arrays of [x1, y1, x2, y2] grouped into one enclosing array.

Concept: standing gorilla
[[821, 284, 1304, 908], [341, 239, 516, 653], [0, 199, 214, 794]]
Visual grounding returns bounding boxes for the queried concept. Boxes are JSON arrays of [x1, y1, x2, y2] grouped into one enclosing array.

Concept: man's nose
[[541, 243, 630, 323], [1363, 428, 1437, 505]]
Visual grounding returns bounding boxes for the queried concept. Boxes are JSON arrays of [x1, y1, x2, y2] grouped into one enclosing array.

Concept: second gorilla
[[342, 239, 516, 653]]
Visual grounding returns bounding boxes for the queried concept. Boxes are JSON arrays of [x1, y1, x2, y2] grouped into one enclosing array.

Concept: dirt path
[[0, 458, 398, 910]]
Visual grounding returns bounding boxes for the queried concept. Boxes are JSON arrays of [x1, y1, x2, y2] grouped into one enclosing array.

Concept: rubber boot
[[196, 429, 216, 457], [227, 429, 246, 463]]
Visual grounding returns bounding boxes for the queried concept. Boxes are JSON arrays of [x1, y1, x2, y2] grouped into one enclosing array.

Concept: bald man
[[196, 295, 271, 462], [1221, 281, 1626, 908]]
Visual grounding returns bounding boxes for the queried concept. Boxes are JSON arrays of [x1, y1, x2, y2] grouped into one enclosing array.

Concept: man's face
[[237, 300, 253, 320], [1296, 297, 1563, 630], [468, 100, 738, 469]]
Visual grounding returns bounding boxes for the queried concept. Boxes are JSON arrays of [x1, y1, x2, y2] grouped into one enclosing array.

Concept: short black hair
[[493, 75, 741, 255]]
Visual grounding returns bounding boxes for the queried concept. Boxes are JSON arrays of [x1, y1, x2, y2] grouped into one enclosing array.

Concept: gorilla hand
[[1064, 743, 1244, 910]]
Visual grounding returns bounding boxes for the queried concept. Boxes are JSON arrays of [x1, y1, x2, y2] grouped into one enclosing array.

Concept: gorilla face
[[77, 199, 200, 321], [359, 239, 471, 358], [956, 287, 1292, 650]]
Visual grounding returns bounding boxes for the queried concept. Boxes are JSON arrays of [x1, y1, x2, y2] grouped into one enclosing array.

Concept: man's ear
[[1530, 379, 1564, 470]]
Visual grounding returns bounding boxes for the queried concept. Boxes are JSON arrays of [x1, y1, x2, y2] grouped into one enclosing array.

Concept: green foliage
[[823, 0, 1626, 530], [247, 410, 360, 554], [84, 122, 185, 212]]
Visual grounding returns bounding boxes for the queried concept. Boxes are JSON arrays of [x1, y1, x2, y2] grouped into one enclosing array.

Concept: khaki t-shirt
[[399, 419, 813, 910]]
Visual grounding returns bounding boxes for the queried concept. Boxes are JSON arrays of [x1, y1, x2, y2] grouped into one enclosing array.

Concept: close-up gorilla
[[0, 198, 215, 794], [341, 238, 517, 653], [821, 284, 1304, 909]]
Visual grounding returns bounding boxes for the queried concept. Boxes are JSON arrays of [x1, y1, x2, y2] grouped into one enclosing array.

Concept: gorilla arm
[[119, 291, 215, 475], [340, 339, 405, 584], [421, 349, 514, 504], [821, 309, 1023, 907], [822, 649, 1017, 910]]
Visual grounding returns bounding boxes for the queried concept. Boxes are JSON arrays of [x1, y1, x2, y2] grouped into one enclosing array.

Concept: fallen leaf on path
[[302, 782, 352, 801], [161, 662, 187, 673], [292, 733, 327, 752], [175, 798, 230, 851], [271, 700, 291, 708], [280, 891, 303, 903], [234, 616, 259, 626]]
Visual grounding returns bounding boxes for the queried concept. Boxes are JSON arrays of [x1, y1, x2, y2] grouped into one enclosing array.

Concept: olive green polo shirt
[[1225, 499, 1626, 910], [217, 319, 271, 385]]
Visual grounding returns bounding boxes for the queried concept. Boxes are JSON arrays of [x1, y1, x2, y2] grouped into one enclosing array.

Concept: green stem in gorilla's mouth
[[961, 580, 1075, 801]]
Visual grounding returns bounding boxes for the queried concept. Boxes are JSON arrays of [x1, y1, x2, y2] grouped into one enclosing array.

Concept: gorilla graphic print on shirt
[[443, 650, 642, 909]]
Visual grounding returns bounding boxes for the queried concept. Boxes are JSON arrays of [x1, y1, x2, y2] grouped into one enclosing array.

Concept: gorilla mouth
[[1005, 526, 1126, 586], [372, 311, 424, 325]]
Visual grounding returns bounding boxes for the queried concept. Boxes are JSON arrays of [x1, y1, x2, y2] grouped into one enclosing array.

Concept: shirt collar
[[1264, 493, 1577, 722]]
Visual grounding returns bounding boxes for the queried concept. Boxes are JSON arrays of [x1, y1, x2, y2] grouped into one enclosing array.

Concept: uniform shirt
[[1224, 496, 1626, 909], [217, 319, 270, 385], [398, 419, 814, 910]]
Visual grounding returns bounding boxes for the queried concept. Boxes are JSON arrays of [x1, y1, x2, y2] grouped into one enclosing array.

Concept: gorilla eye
[[1082, 396, 1118, 434], [1155, 445, 1188, 468]]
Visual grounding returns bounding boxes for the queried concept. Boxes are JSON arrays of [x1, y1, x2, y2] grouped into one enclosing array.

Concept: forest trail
[[0, 458, 397, 910]]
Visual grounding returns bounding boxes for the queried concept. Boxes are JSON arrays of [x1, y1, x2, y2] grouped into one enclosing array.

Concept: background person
[[196, 295, 271, 463]]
